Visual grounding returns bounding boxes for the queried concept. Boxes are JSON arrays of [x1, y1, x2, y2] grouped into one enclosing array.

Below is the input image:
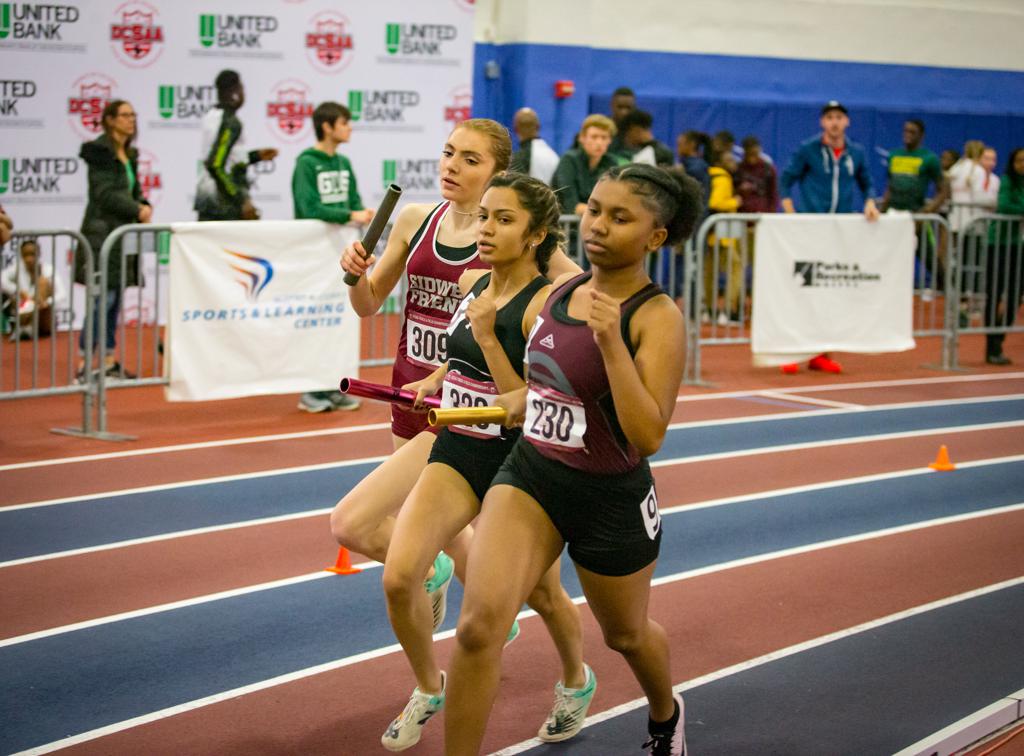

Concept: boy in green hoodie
[[292, 101, 375, 413]]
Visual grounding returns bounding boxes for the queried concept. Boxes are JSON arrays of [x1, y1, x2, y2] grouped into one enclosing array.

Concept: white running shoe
[[537, 663, 597, 742], [643, 693, 687, 756], [380, 672, 446, 752], [424, 552, 454, 631]]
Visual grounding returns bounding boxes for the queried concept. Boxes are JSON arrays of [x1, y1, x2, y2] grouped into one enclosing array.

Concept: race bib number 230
[[524, 384, 586, 450]]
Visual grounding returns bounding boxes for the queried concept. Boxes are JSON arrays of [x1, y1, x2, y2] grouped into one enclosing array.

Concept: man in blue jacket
[[777, 101, 879, 375], [780, 101, 879, 219]]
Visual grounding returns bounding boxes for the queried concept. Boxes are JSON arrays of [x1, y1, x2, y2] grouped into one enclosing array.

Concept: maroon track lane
[[4, 425, 1023, 641], [54, 508, 1024, 756]]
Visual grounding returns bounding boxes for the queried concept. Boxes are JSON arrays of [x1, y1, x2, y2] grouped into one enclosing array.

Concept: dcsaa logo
[[136, 148, 162, 207], [67, 73, 118, 139], [444, 86, 472, 129], [265, 80, 313, 141], [110, 1, 164, 67], [304, 11, 353, 74]]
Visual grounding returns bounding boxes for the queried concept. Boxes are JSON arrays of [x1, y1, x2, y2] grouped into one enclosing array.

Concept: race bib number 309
[[524, 384, 586, 450], [405, 312, 449, 369]]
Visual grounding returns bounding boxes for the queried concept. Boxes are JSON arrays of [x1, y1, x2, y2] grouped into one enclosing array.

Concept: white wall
[[475, 0, 1024, 72]]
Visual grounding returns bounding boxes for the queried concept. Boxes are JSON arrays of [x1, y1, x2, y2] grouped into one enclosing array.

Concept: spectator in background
[[948, 140, 989, 234], [194, 69, 277, 221], [941, 149, 960, 175], [982, 147, 1022, 365], [509, 107, 560, 184], [0, 206, 12, 247], [880, 120, 947, 214], [880, 119, 949, 295], [2, 238, 63, 339], [608, 86, 636, 156], [617, 109, 674, 166], [677, 130, 712, 210], [735, 136, 779, 214], [779, 100, 878, 375], [705, 151, 744, 326], [552, 114, 623, 216], [291, 101, 374, 413], [711, 130, 736, 165], [76, 99, 151, 380]]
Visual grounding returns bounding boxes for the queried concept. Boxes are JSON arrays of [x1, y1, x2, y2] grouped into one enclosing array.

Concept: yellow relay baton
[[427, 407, 509, 428]]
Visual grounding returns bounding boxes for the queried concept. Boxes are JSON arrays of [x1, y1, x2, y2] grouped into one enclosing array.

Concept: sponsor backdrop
[[751, 214, 916, 365], [1, 0, 475, 323]]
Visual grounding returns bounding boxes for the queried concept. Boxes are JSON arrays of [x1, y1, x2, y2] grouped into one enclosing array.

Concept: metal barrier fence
[[951, 213, 1024, 367], [0, 228, 98, 437], [683, 212, 957, 385]]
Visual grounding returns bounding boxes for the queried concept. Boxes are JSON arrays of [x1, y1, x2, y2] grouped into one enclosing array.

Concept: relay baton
[[339, 377, 441, 409], [427, 407, 508, 428], [343, 183, 403, 286]]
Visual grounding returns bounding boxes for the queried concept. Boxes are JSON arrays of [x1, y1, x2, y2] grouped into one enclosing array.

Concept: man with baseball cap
[[777, 100, 879, 374]]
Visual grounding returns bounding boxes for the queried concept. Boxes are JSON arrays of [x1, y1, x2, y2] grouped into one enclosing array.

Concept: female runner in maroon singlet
[[330, 122, 578, 616], [445, 164, 703, 756]]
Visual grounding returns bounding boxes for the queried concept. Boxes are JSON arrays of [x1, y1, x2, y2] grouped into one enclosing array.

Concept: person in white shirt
[[2, 239, 64, 337], [509, 107, 560, 185], [949, 142, 1000, 234]]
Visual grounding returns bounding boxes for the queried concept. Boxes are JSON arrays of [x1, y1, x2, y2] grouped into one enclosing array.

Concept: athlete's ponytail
[[486, 172, 564, 276], [600, 164, 702, 246]]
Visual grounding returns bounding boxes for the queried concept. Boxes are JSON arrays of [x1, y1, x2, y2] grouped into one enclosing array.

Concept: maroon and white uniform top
[[523, 272, 666, 475]]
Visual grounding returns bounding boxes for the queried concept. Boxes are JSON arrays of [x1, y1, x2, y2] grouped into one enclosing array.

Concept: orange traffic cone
[[929, 445, 956, 472], [325, 547, 362, 575]]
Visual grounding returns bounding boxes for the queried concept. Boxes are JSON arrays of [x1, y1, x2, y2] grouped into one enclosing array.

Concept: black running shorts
[[428, 427, 518, 501], [491, 438, 662, 576]]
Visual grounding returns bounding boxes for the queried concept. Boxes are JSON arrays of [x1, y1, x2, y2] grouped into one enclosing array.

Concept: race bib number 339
[[524, 384, 586, 450]]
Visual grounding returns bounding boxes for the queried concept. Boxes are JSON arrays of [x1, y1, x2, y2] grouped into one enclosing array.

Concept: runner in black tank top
[[445, 164, 704, 756], [379, 176, 591, 752]]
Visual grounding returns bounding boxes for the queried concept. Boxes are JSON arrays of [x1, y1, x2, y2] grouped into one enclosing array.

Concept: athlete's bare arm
[[341, 202, 432, 317]]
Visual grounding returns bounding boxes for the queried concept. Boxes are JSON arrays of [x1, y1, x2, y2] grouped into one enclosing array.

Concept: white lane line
[[4, 430, 1023, 569], [757, 390, 864, 410], [648, 419, 1024, 467], [0, 422, 392, 472], [5, 375, 1021, 474], [1, 454, 388, 513], [13, 503, 1024, 756], [676, 371, 1024, 402], [0, 508, 333, 569], [668, 392, 1024, 430], [494, 571, 1024, 755], [892, 694, 1024, 756], [6, 395, 1024, 513]]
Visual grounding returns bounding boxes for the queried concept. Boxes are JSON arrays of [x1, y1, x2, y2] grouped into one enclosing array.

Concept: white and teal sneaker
[[504, 618, 521, 648], [381, 672, 446, 752], [537, 663, 597, 742], [425, 552, 454, 631]]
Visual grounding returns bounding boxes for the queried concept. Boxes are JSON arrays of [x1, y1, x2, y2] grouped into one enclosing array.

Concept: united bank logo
[[225, 249, 273, 302], [0, 3, 83, 49], [156, 83, 215, 125], [444, 86, 472, 128], [196, 13, 281, 58], [382, 158, 438, 194], [793, 260, 881, 288], [110, 1, 163, 67], [0, 155, 80, 201], [0, 78, 40, 125], [304, 11, 353, 74], [67, 73, 118, 139], [347, 89, 423, 132], [265, 79, 313, 141], [384, 22, 458, 60], [136, 148, 162, 207]]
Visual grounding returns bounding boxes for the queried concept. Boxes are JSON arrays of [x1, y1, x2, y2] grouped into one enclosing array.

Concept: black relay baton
[[343, 183, 403, 286]]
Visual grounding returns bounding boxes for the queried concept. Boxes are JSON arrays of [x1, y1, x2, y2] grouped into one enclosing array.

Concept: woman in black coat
[[76, 99, 151, 379]]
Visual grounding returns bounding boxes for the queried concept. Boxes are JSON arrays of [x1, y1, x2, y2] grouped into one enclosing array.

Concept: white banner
[[166, 220, 359, 401], [751, 214, 916, 364]]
